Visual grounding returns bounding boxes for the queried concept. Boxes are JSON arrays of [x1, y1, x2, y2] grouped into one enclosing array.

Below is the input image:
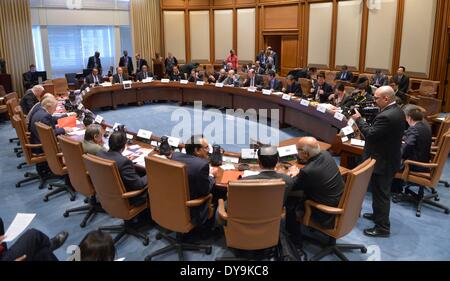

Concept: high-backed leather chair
[[58, 136, 103, 227], [299, 158, 376, 261], [144, 156, 212, 261], [6, 97, 22, 155], [217, 179, 285, 259], [64, 73, 78, 89], [325, 70, 337, 87], [299, 78, 312, 97], [82, 154, 149, 246], [52, 78, 69, 96], [431, 116, 450, 188], [11, 115, 48, 189], [393, 131, 450, 217], [0, 86, 6, 116], [35, 122, 76, 202]]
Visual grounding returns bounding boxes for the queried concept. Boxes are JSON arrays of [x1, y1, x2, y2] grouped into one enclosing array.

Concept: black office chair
[[65, 73, 79, 88]]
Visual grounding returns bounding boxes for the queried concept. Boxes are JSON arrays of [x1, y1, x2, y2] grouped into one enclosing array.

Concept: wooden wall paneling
[[185, 9, 191, 62], [210, 2, 215, 64], [329, 0, 338, 70], [429, 0, 446, 80], [302, 2, 310, 68], [263, 5, 298, 30], [233, 5, 238, 53], [392, 0, 405, 75], [297, 2, 302, 67], [162, 0, 186, 9], [359, 0, 369, 73], [281, 35, 298, 76], [189, 0, 210, 7]]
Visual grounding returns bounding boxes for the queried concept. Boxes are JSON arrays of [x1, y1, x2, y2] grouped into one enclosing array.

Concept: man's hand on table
[[287, 166, 300, 177]]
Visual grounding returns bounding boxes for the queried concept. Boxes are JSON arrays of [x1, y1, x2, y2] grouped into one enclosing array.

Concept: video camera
[[342, 91, 379, 124]]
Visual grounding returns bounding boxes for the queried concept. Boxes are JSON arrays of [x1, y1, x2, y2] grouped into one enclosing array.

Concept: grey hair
[[41, 96, 57, 109], [84, 124, 102, 142], [32, 85, 45, 94], [300, 142, 321, 158]]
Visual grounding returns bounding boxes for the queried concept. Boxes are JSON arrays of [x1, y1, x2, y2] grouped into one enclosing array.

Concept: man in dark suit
[[242, 69, 263, 88], [87, 51, 102, 74], [283, 75, 302, 97], [392, 66, 410, 94], [264, 70, 282, 91], [0, 217, 68, 261], [243, 146, 294, 204], [267, 47, 278, 72], [165, 52, 178, 76], [255, 60, 265, 75], [169, 66, 182, 81], [351, 86, 406, 237], [136, 65, 154, 81], [371, 69, 388, 88], [23, 64, 38, 90], [335, 65, 353, 82], [285, 137, 344, 244], [119, 50, 134, 75], [171, 135, 217, 226], [84, 67, 101, 86], [97, 131, 147, 206], [311, 73, 333, 103], [223, 70, 240, 87], [135, 53, 148, 74], [112, 67, 129, 84], [20, 85, 45, 114]]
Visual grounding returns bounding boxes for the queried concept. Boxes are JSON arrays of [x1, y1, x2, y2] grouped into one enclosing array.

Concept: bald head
[[374, 86, 396, 110], [32, 85, 45, 99], [297, 137, 321, 160]]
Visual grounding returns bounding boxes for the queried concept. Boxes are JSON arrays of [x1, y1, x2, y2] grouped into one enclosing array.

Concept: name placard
[[180, 80, 189, 84], [94, 115, 103, 124], [196, 81, 205, 86], [161, 79, 170, 83], [316, 104, 327, 113], [334, 112, 345, 121], [247, 87, 257, 93], [350, 139, 365, 147], [215, 83, 224, 88], [137, 129, 152, 140], [282, 94, 291, 101], [168, 137, 180, 147], [262, 89, 271, 96], [300, 99, 310, 107], [342, 126, 354, 136], [277, 145, 297, 157]]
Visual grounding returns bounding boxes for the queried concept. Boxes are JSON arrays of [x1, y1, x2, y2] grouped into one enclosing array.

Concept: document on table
[[242, 170, 260, 178], [3, 213, 36, 242], [68, 129, 86, 136]]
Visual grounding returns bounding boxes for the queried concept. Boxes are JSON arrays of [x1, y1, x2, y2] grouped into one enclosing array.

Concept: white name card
[[316, 104, 327, 113], [168, 137, 180, 147], [94, 115, 103, 124], [161, 79, 170, 83], [123, 80, 132, 89], [100, 82, 112, 87], [334, 112, 345, 121], [196, 81, 205, 86], [262, 89, 272, 96], [142, 77, 153, 83], [347, 118, 355, 126], [222, 156, 239, 164], [150, 141, 158, 147], [77, 103, 84, 110], [300, 99, 310, 107], [180, 79, 189, 84], [241, 148, 258, 159], [282, 94, 291, 101], [350, 139, 365, 147], [341, 136, 349, 143], [126, 134, 133, 140], [215, 82, 224, 88], [112, 123, 122, 130], [277, 145, 297, 157], [342, 126, 354, 136], [137, 129, 152, 140], [85, 87, 90, 93], [247, 87, 257, 93]]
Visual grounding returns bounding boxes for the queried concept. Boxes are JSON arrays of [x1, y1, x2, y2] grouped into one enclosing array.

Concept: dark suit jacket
[[29, 106, 65, 153], [245, 170, 294, 204], [188, 74, 204, 83], [401, 121, 432, 172], [293, 151, 344, 226], [393, 74, 410, 93], [335, 71, 353, 82], [85, 74, 101, 85], [20, 89, 39, 115], [112, 73, 129, 84], [169, 72, 182, 81], [265, 78, 282, 91], [136, 59, 148, 73], [371, 74, 388, 87], [284, 82, 303, 96], [23, 71, 36, 90], [96, 150, 147, 198], [356, 103, 406, 175], [243, 75, 264, 88], [136, 71, 154, 81], [119, 56, 134, 75], [312, 82, 333, 103], [255, 67, 266, 75], [87, 56, 102, 71], [171, 152, 215, 225]]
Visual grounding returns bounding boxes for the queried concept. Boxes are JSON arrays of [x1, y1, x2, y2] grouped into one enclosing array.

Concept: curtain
[[0, 0, 35, 96], [130, 0, 161, 71]]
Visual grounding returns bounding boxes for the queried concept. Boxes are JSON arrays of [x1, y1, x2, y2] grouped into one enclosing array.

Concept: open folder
[[57, 115, 77, 128]]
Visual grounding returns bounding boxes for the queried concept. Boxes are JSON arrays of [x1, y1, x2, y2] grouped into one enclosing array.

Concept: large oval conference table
[[82, 81, 348, 145]]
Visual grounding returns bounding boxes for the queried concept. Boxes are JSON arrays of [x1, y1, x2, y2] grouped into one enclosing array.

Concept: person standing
[[351, 86, 406, 237]]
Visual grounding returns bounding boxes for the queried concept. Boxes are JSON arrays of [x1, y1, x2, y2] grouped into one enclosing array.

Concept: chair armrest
[[186, 193, 212, 207], [25, 143, 42, 149], [217, 199, 228, 221], [305, 200, 344, 215], [404, 160, 438, 169], [56, 152, 64, 158], [431, 146, 438, 151], [122, 188, 147, 199]]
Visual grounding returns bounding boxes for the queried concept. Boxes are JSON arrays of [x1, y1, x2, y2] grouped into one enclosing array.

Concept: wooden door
[[280, 35, 298, 77]]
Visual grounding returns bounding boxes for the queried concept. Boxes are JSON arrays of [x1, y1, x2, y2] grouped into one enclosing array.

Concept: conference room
[[1, 0, 450, 268]]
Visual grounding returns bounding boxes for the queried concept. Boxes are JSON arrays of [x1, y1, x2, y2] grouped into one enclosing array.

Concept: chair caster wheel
[[434, 197, 440, 202], [445, 209, 449, 215], [38, 184, 45, 190], [416, 211, 421, 217], [144, 256, 152, 261], [80, 222, 86, 228], [43, 197, 49, 202], [156, 233, 163, 240], [48, 185, 53, 190], [70, 196, 76, 201], [16, 183, 21, 188], [205, 247, 212, 255], [84, 198, 89, 204], [361, 247, 367, 254], [24, 172, 30, 177], [63, 212, 69, 217], [142, 238, 149, 246]]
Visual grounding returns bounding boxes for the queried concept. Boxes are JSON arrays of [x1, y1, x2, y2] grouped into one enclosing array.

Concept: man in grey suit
[[82, 124, 106, 156]]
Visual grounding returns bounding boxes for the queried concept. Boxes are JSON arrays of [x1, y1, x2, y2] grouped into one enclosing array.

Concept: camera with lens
[[342, 91, 380, 124], [157, 136, 173, 157], [210, 144, 224, 166]]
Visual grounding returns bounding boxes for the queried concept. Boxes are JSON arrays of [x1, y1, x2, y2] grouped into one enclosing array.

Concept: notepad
[[242, 170, 260, 178], [4, 213, 36, 242], [342, 126, 354, 136], [350, 139, 365, 147], [219, 170, 243, 184], [57, 116, 77, 128]]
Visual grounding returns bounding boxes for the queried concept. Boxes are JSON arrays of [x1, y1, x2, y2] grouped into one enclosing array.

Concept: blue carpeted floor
[[1, 103, 449, 261]]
